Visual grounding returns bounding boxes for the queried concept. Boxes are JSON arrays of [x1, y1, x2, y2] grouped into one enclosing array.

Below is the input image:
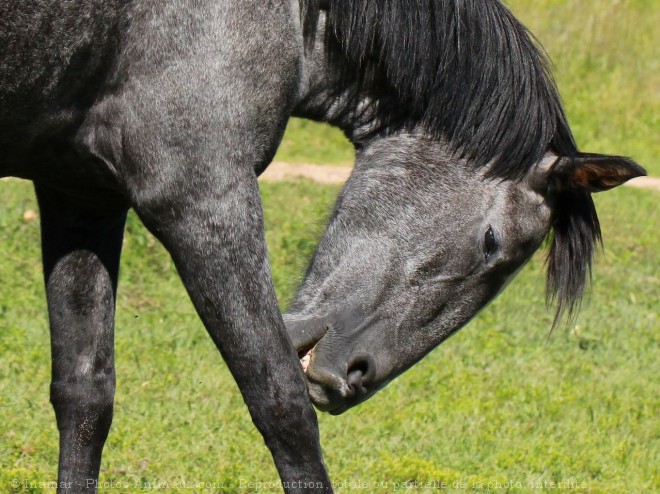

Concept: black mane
[[302, 0, 597, 324], [546, 186, 601, 327], [302, 0, 579, 179]]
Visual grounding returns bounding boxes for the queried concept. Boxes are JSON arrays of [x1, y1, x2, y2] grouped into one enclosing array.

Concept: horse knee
[[51, 374, 115, 440], [46, 252, 117, 439]]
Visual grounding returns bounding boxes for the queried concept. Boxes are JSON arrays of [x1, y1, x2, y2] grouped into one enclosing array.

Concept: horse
[[0, 0, 644, 492], [283, 0, 645, 414]]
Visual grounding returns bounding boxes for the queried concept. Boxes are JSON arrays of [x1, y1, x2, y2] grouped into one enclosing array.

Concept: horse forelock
[[300, 0, 579, 180], [545, 189, 602, 328]]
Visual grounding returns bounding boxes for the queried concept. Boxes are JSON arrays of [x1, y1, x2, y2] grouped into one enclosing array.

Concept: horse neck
[[292, 22, 399, 146]]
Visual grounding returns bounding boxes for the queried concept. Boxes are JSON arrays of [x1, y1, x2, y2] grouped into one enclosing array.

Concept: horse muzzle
[[306, 351, 379, 414], [284, 311, 382, 413]]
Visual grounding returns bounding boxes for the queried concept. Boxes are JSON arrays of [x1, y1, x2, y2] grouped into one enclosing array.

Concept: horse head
[[287, 1, 645, 413], [285, 137, 643, 414]]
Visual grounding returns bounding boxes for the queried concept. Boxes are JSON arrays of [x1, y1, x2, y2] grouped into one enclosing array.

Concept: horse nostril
[[346, 369, 364, 395], [347, 355, 375, 395]]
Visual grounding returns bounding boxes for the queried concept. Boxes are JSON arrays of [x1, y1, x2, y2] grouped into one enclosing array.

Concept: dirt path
[[624, 176, 660, 191], [261, 161, 660, 191], [259, 162, 352, 184], [3, 162, 659, 191]]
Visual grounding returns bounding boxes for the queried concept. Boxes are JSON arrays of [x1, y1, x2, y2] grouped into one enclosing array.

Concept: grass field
[[1, 177, 657, 493], [275, 0, 659, 176]]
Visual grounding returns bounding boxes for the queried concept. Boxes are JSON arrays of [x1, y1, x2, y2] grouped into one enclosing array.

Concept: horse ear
[[549, 153, 646, 193]]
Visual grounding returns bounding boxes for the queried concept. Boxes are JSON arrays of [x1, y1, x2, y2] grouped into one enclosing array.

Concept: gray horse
[[0, 0, 643, 492]]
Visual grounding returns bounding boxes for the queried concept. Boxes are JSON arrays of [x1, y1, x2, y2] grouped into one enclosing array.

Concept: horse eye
[[484, 226, 497, 260]]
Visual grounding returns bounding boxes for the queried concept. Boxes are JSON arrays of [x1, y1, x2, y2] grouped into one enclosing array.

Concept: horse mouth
[[285, 315, 331, 373], [298, 346, 314, 372], [289, 318, 374, 414]]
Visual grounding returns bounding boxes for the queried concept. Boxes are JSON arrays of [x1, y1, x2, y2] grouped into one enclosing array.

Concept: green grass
[[275, 119, 354, 166], [275, 0, 658, 175], [1, 179, 657, 493], [1, 2, 657, 491]]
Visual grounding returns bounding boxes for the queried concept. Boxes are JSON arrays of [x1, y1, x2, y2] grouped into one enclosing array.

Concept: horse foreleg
[[132, 167, 332, 493], [36, 186, 126, 493]]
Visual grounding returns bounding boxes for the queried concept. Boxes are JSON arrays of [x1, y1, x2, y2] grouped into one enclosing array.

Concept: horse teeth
[[300, 354, 311, 372]]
